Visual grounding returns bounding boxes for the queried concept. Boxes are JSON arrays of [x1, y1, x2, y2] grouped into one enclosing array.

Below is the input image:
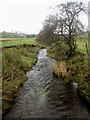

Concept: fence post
[[88, 1, 90, 71]]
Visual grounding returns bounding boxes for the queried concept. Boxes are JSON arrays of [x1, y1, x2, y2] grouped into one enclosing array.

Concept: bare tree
[[38, 2, 86, 57], [37, 15, 58, 45], [55, 2, 86, 57]]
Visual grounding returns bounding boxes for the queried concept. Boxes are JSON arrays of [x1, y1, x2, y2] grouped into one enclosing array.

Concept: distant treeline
[[0, 31, 36, 38]]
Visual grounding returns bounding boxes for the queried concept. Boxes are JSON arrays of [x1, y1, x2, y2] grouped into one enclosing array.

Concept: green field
[[0, 38, 37, 48], [1, 38, 41, 114], [0, 37, 88, 54], [76, 39, 88, 54]]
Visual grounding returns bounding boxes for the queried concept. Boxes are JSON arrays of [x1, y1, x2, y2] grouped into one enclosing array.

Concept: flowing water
[[4, 49, 90, 118]]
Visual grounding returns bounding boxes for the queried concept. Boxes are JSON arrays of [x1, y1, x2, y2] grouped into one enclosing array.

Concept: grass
[[0, 38, 18, 41], [53, 61, 69, 79], [53, 52, 90, 102], [1, 38, 41, 114], [76, 39, 88, 54], [48, 36, 90, 104], [48, 37, 88, 61], [0, 38, 37, 48]]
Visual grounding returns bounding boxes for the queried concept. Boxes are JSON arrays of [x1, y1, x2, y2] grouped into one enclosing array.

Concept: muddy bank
[[4, 49, 90, 118]]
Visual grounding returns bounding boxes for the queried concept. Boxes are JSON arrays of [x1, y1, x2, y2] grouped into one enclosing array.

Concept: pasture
[[0, 38, 37, 48], [76, 38, 88, 54]]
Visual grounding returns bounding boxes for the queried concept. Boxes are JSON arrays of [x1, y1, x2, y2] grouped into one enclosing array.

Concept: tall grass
[[2, 38, 41, 114]]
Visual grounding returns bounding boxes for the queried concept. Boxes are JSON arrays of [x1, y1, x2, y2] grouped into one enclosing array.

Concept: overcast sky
[[0, 0, 89, 34]]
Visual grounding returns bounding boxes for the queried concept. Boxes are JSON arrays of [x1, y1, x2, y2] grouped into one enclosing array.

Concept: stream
[[4, 49, 90, 118]]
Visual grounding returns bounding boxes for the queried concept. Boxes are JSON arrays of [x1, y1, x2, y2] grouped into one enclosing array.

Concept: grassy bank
[[2, 38, 41, 114], [48, 38, 90, 103], [53, 53, 90, 103]]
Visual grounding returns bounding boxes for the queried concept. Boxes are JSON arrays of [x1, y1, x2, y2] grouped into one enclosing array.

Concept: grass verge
[[2, 43, 41, 114], [48, 40, 90, 104]]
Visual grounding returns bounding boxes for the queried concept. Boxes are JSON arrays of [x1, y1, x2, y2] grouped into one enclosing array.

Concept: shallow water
[[4, 49, 90, 118], [38, 49, 47, 59]]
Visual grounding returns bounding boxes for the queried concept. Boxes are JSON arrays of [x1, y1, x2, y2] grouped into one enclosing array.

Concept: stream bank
[[4, 49, 90, 119]]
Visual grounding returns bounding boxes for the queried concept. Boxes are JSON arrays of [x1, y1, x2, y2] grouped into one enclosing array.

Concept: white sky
[[0, 0, 89, 34]]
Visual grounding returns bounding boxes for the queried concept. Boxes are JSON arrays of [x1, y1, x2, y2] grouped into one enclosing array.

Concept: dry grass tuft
[[53, 61, 71, 82]]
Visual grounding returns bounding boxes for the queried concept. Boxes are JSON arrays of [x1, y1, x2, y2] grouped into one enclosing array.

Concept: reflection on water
[[5, 49, 90, 118]]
